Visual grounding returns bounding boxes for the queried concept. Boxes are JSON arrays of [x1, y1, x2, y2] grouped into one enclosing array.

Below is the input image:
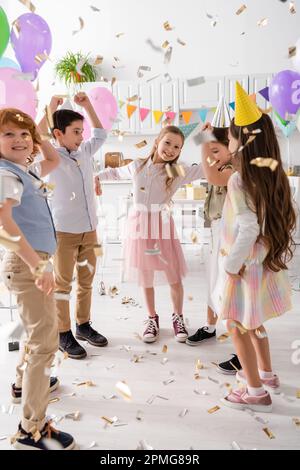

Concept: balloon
[[0, 67, 37, 118], [296, 110, 300, 134], [269, 70, 300, 120], [274, 111, 297, 138], [292, 38, 300, 73], [10, 13, 52, 80], [0, 57, 20, 70], [0, 7, 10, 58], [83, 87, 118, 137]]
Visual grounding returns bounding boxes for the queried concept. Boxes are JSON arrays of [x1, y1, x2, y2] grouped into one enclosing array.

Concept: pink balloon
[[0, 67, 37, 118], [83, 87, 118, 137]]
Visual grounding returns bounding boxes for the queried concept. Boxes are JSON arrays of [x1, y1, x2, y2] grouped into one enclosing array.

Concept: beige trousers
[[54, 231, 97, 332], [1, 251, 58, 433]]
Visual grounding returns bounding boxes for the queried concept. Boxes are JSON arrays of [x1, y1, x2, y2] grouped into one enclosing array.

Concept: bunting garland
[[127, 105, 137, 119], [181, 111, 193, 125], [153, 110, 164, 124]]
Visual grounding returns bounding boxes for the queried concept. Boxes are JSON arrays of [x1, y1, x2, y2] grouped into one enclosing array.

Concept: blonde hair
[[0, 108, 41, 164], [137, 126, 185, 191]]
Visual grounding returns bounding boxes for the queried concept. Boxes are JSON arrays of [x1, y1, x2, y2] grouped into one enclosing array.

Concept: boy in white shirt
[[41, 93, 108, 359]]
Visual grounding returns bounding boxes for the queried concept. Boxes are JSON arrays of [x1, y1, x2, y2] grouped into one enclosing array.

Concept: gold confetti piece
[[49, 397, 60, 404], [116, 32, 125, 38], [35, 52, 50, 64], [179, 408, 189, 417], [65, 411, 80, 421], [11, 20, 21, 37], [220, 248, 228, 257], [162, 40, 170, 49], [165, 163, 186, 178], [293, 418, 300, 426], [115, 381, 132, 401], [135, 140, 148, 148], [236, 4, 247, 15], [108, 286, 119, 297], [217, 333, 231, 342], [255, 328, 268, 339], [297, 390, 300, 399], [164, 46, 173, 65], [177, 38, 186, 46], [18, 0, 36, 12], [163, 21, 173, 31], [76, 381, 95, 387], [44, 105, 54, 130], [94, 244, 103, 257], [162, 344, 168, 354], [196, 359, 204, 370], [101, 416, 115, 425], [289, 1, 296, 14], [140, 187, 146, 192], [127, 94, 140, 103], [188, 295, 193, 301], [208, 406, 220, 414], [72, 17, 84, 35], [90, 5, 101, 12], [111, 77, 117, 86], [194, 373, 201, 380], [257, 18, 268, 27], [250, 158, 279, 172], [263, 428, 275, 439], [93, 55, 103, 65], [191, 232, 198, 244]]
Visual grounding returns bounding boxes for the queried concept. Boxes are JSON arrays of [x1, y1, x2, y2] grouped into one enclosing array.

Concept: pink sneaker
[[143, 315, 159, 343], [221, 387, 272, 413], [236, 370, 280, 393], [172, 314, 188, 342]]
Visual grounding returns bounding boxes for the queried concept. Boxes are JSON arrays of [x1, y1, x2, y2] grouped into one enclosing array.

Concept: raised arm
[[202, 143, 233, 187]]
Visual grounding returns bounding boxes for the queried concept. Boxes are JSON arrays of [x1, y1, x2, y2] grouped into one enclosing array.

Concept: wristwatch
[[31, 260, 53, 278]]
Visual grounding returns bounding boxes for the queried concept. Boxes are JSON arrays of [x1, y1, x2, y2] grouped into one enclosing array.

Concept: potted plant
[[55, 51, 98, 93]]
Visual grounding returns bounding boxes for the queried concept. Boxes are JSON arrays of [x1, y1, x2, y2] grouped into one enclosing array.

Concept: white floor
[[0, 245, 299, 451]]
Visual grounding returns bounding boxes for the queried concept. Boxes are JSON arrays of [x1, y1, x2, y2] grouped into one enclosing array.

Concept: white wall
[[2, 0, 300, 166]]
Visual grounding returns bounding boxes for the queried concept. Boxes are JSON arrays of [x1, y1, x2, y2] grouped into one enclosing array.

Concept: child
[[96, 126, 204, 343], [215, 83, 296, 412], [46, 93, 108, 359], [0, 108, 75, 449]]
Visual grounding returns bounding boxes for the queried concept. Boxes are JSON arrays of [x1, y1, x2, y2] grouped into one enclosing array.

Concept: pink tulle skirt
[[122, 209, 187, 288]]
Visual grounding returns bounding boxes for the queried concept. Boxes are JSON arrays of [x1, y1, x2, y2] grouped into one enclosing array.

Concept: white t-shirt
[[0, 162, 41, 206]]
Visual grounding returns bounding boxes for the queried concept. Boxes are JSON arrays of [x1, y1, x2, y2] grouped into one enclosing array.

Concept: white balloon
[[292, 38, 300, 73]]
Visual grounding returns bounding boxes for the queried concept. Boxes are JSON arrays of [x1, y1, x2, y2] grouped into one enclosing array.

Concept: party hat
[[235, 82, 262, 126], [211, 95, 231, 128]]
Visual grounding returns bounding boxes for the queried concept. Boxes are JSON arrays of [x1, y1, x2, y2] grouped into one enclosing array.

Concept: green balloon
[[0, 7, 10, 58]]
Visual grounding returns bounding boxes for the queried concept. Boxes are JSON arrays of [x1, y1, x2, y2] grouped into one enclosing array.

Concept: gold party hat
[[235, 82, 262, 126]]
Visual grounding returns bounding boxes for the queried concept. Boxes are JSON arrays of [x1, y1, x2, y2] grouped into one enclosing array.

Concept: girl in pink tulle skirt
[[98, 126, 204, 343]]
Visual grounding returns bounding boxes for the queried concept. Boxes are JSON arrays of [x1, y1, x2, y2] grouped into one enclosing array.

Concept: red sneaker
[[143, 315, 159, 343], [172, 313, 188, 342]]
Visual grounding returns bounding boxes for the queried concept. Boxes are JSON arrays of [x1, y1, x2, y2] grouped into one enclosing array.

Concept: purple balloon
[[269, 70, 300, 120], [10, 13, 52, 80]]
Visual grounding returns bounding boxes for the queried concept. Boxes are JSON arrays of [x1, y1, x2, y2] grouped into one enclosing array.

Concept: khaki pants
[[54, 231, 97, 332], [1, 251, 58, 433]]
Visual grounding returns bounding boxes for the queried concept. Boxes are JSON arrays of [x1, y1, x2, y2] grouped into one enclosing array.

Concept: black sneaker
[[59, 330, 87, 359], [11, 377, 60, 404], [217, 354, 242, 375], [186, 326, 216, 346], [76, 321, 108, 347], [12, 422, 75, 450]]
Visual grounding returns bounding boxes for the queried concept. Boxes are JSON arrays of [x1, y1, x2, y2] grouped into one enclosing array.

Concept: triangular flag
[[140, 108, 150, 122], [119, 100, 125, 108], [210, 107, 217, 114], [258, 87, 270, 102], [235, 82, 262, 126], [179, 123, 199, 139], [274, 112, 296, 137], [181, 111, 193, 125], [165, 111, 176, 122], [153, 110, 164, 124], [229, 101, 235, 111], [127, 105, 137, 119], [198, 108, 209, 123], [274, 110, 289, 127], [211, 96, 231, 128]]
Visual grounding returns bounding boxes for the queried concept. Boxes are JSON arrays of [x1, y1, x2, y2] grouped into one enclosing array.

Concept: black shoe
[[76, 321, 108, 347], [12, 422, 75, 450], [185, 326, 216, 346], [217, 354, 242, 375], [11, 377, 60, 404], [59, 330, 87, 359]]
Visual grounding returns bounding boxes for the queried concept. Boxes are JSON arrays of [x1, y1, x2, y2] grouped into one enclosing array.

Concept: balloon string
[[287, 136, 291, 171]]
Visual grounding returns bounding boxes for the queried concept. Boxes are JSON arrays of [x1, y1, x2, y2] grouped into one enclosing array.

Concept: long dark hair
[[211, 127, 229, 147], [230, 114, 296, 272]]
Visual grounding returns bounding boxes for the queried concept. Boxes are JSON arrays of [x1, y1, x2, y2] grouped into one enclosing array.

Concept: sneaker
[[221, 387, 272, 413], [217, 354, 242, 375], [12, 421, 75, 450], [143, 315, 159, 343], [11, 377, 60, 404], [236, 370, 280, 393], [172, 313, 188, 343], [59, 330, 87, 359], [76, 322, 108, 347], [186, 326, 216, 346]]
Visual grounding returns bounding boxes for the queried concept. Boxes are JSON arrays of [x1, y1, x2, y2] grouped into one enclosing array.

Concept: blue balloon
[[0, 56, 20, 70]]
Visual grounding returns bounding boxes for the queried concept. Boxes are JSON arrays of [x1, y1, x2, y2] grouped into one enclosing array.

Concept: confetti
[[93, 55, 104, 65], [72, 17, 84, 35], [127, 94, 140, 103], [146, 39, 163, 53], [163, 21, 174, 31], [257, 18, 268, 27], [116, 32, 125, 38], [208, 406, 220, 414], [70, 192, 76, 201], [297, 390, 300, 399], [49, 397, 60, 404], [263, 428, 275, 439], [65, 411, 81, 421], [0, 436, 7, 441], [293, 418, 300, 426], [90, 5, 101, 12], [162, 40, 170, 49], [137, 66, 151, 78], [146, 394, 156, 405], [76, 381, 95, 387], [208, 376, 220, 384], [196, 359, 204, 370], [164, 47, 173, 65], [217, 333, 231, 342], [147, 74, 162, 82], [135, 140, 148, 148], [137, 440, 154, 450], [101, 416, 117, 425], [163, 378, 175, 386], [161, 357, 169, 365], [177, 38, 186, 46], [136, 410, 144, 421], [86, 441, 98, 449], [116, 381, 132, 400], [35, 52, 51, 64], [179, 408, 189, 418], [108, 286, 119, 297], [164, 73, 172, 82], [18, 0, 36, 12], [190, 232, 198, 244], [94, 244, 103, 257], [162, 344, 168, 354], [165, 163, 186, 178], [236, 5, 247, 15], [289, 1, 296, 14], [193, 131, 216, 146], [231, 441, 242, 450], [187, 76, 206, 87], [255, 328, 268, 339], [250, 158, 279, 172]]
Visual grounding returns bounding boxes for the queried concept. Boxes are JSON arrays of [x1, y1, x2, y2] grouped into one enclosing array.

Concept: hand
[[94, 176, 102, 196], [35, 271, 55, 295], [49, 95, 64, 112], [226, 265, 246, 280], [74, 92, 91, 108], [202, 122, 212, 132]]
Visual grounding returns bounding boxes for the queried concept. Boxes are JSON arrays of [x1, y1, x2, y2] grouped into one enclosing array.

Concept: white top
[[0, 161, 41, 206], [98, 158, 204, 210], [47, 128, 107, 233]]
